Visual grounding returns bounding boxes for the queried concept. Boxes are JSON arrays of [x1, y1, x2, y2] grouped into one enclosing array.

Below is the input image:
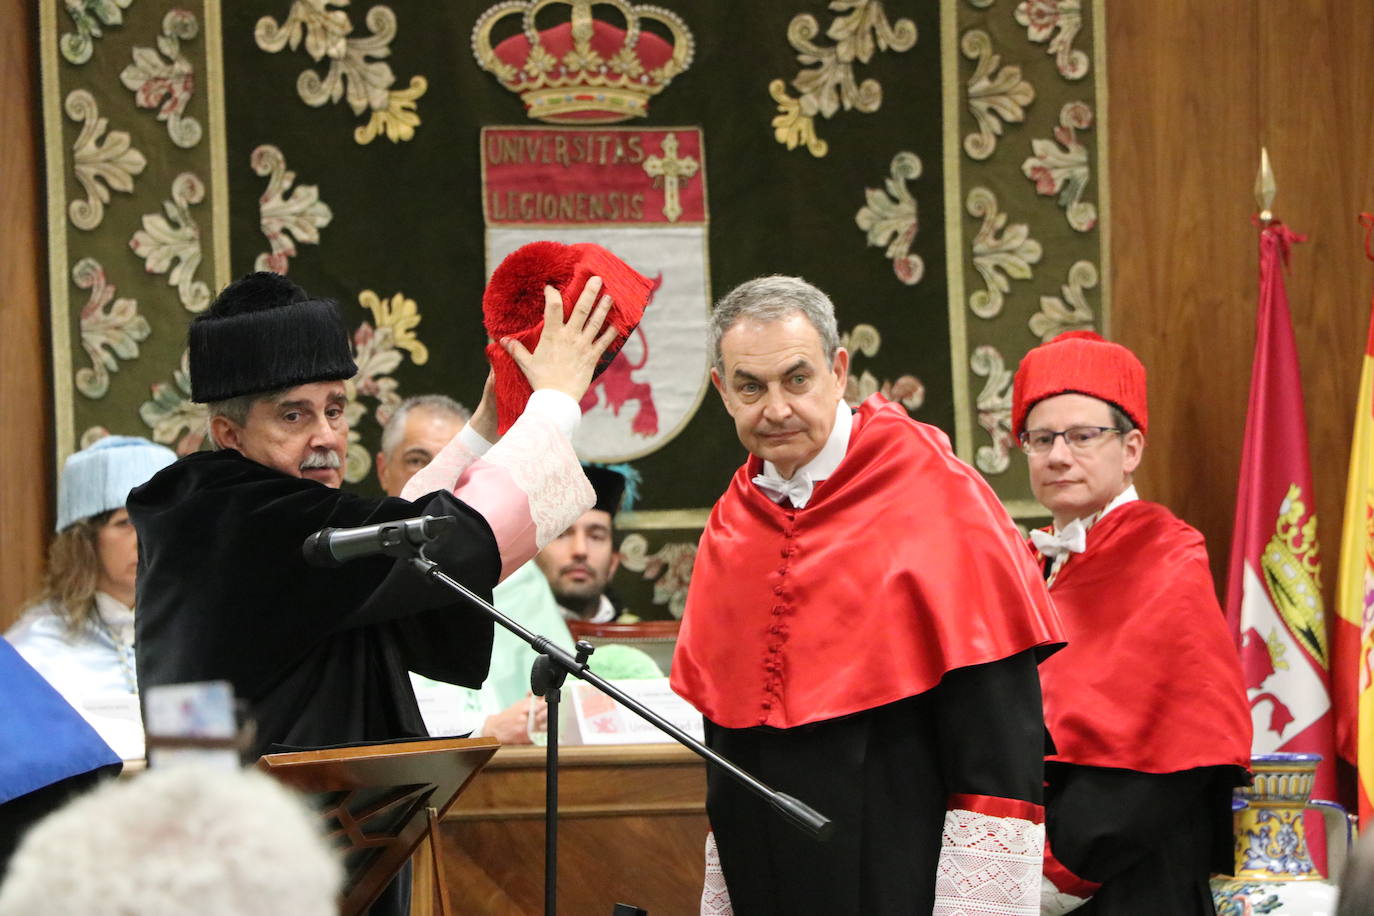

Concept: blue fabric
[[0, 640, 120, 805], [56, 435, 176, 532]]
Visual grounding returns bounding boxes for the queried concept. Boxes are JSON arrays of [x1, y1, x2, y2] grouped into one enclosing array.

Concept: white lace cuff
[[700, 831, 733, 916], [482, 409, 593, 550], [934, 799, 1044, 916]]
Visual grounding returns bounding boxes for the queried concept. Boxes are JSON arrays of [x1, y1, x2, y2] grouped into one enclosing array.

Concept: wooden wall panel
[[0, 0, 50, 631], [1110, 0, 1374, 604], [1259, 0, 1374, 606]]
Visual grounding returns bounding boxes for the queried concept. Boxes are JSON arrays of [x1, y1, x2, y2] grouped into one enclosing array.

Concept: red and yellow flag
[[1224, 218, 1337, 813], [1332, 213, 1374, 821]]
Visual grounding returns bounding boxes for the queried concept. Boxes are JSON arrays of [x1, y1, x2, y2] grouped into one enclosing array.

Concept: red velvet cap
[[1011, 331, 1148, 436], [483, 242, 654, 433]]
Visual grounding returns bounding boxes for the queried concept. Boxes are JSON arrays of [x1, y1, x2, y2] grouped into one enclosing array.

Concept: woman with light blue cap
[[5, 435, 176, 760]]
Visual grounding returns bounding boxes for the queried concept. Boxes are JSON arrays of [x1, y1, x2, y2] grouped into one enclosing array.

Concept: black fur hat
[[188, 272, 358, 403]]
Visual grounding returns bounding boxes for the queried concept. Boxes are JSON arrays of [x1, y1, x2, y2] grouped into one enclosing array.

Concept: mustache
[[299, 450, 342, 471]]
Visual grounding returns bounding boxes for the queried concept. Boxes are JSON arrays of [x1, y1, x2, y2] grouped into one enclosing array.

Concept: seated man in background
[[1012, 331, 1251, 915], [536, 464, 639, 623], [374, 394, 471, 499], [377, 392, 572, 745], [6, 435, 176, 759]]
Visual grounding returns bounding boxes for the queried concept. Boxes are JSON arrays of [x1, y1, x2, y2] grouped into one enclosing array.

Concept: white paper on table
[[567, 677, 704, 745]]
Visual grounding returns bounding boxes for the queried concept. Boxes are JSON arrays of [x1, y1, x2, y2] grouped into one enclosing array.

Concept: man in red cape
[[672, 276, 1064, 915], [1012, 332, 1252, 915]]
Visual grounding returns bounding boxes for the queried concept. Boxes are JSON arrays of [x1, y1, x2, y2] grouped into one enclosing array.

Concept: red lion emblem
[[579, 274, 662, 436]]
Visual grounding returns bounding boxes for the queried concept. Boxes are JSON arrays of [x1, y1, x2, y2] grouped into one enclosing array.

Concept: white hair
[[380, 394, 471, 457], [0, 766, 342, 916]]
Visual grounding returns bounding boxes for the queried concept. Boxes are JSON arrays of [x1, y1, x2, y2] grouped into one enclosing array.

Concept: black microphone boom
[[302, 515, 457, 567]]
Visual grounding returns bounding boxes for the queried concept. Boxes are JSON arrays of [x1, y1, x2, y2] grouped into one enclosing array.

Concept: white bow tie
[[1030, 520, 1088, 558], [753, 472, 814, 508]]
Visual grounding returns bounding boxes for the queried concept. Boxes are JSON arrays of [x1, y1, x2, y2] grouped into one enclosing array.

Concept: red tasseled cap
[[1011, 331, 1148, 437], [483, 241, 654, 433]]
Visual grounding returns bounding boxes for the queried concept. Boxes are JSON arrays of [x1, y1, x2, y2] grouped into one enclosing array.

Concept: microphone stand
[[408, 548, 831, 916]]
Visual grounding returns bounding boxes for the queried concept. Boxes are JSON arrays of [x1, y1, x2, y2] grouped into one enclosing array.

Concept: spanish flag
[[1332, 214, 1374, 821]]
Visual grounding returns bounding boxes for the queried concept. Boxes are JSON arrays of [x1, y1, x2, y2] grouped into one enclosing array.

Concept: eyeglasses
[[1019, 426, 1122, 454]]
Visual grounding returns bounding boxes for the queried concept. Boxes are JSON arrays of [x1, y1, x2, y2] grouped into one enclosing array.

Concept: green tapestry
[[40, 0, 1107, 620]]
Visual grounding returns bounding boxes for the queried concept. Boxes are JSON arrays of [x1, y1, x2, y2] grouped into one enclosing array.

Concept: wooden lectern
[[258, 736, 500, 916]]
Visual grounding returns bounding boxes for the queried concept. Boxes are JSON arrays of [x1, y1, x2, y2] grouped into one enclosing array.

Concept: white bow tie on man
[[753, 471, 814, 509], [1029, 517, 1089, 558]]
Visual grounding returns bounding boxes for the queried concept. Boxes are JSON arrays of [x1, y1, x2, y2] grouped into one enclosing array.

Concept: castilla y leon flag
[[1224, 218, 1337, 810], [1332, 213, 1374, 821]]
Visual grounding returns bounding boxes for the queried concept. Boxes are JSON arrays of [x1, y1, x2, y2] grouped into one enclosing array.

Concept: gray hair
[[1109, 405, 1136, 433], [0, 766, 342, 916], [205, 386, 292, 450], [710, 276, 840, 372], [380, 394, 471, 457]]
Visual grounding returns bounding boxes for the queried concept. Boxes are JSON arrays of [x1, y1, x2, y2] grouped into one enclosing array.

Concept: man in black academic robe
[[130, 268, 619, 915]]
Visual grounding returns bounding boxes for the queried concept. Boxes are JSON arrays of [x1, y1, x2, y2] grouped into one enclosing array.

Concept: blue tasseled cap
[[56, 436, 177, 532]]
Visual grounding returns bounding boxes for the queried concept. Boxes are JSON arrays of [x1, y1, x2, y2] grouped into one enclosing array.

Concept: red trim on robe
[[1044, 837, 1102, 898], [672, 395, 1065, 729], [948, 793, 1044, 824], [1036, 500, 1253, 773]]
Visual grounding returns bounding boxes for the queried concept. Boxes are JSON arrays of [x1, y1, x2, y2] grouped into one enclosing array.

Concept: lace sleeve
[[934, 794, 1044, 916]]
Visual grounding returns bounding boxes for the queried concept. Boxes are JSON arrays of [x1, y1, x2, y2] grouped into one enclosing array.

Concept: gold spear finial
[[1255, 147, 1277, 223]]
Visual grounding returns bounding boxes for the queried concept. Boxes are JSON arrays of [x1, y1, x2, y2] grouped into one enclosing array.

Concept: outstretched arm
[[402, 280, 616, 579]]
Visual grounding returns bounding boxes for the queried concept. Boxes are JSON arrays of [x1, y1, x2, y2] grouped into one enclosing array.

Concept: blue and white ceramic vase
[[1211, 753, 1351, 916]]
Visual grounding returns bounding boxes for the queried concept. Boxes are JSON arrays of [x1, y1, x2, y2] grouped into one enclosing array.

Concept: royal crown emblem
[[472, 0, 694, 124]]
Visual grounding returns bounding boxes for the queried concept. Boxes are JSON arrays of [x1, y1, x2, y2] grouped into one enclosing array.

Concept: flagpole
[[1255, 147, 1276, 225], [1226, 149, 1338, 869]]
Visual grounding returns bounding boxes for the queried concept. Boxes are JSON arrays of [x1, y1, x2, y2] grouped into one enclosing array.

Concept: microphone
[[302, 515, 457, 567]]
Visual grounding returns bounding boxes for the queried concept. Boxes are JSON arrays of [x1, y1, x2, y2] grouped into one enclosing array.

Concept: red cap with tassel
[[483, 241, 654, 433]]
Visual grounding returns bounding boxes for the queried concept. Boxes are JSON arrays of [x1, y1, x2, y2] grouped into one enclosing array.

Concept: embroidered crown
[[471, 0, 694, 124]]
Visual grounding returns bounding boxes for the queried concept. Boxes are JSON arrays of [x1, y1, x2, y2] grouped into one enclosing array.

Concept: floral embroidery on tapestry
[[1015, 0, 1088, 80], [967, 186, 1042, 319], [856, 151, 924, 286], [769, 1, 917, 157], [1029, 260, 1097, 341], [73, 257, 149, 399], [1023, 101, 1096, 231], [61, 0, 133, 66], [251, 144, 332, 274], [254, 2, 428, 145], [67, 90, 146, 231], [971, 344, 1015, 475], [342, 290, 429, 482], [140, 350, 208, 455], [130, 172, 209, 312], [120, 9, 202, 148], [619, 534, 696, 619], [962, 29, 1034, 161], [840, 325, 924, 412]]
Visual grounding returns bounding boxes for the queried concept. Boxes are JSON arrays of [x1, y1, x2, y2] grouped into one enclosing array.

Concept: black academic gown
[[130, 449, 500, 916], [704, 649, 1047, 915], [1045, 763, 1240, 915]]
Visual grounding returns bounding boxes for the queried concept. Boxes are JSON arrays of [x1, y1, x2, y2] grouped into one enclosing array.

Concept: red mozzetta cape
[[672, 396, 1064, 729], [1037, 500, 1253, 773]]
